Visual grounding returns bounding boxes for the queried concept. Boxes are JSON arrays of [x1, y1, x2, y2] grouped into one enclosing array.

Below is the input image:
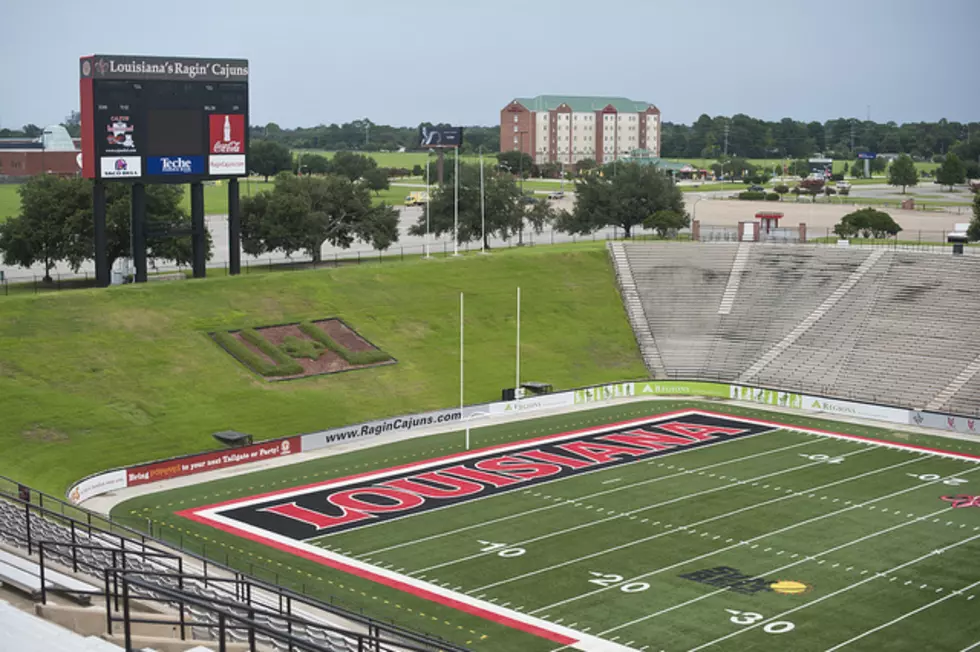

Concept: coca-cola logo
[[210, 114, 245, 154]]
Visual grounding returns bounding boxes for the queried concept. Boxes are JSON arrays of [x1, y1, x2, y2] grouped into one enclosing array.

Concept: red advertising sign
[[209, 114, 245, 154], [126, 437, 299, 487]]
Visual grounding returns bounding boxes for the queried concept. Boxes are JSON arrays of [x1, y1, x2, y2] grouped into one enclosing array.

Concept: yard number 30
[[726, 609, 795, 634]]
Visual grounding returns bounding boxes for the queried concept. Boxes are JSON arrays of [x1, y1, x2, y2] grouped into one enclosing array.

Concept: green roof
[[512, 95, 656, 113]]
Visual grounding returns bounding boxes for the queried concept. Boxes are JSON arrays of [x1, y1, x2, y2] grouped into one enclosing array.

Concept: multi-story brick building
[[500, 95, 661, 166]]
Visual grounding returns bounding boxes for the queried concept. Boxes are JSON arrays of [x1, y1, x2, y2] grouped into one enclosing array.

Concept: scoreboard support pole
[[437, 150, 445, 185], [93, 181, 109, 288], [191, 182, 206, 278], [228, 179, 242, 276], [131, 183, 148, 283]]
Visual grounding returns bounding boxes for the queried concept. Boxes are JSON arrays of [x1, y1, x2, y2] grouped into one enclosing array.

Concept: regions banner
[[730, 385, 803, 409], [637, 380, 729, 398], [802, 395, 908, 424], [126, 437, 300, 487], [488, 393, 574, 415]]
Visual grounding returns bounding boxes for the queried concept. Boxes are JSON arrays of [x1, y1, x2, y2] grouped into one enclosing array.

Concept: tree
[[411, 164, 424, 177], [800, 178, 825, 202], [249, 140, 293, 181], [497, 151, 534, 179], [887, 154, 918, 193], [0, 175, 204, 280], [773, 184, 790, 200], [241, 173, 398, 262], [330, 151, 378, 182], [0, 175, 87, 281], [936, 152, 966, 190], [556, 163, 684, 238], [833, 208, 902, 239], [21, 124, 43, 138], [295, 153, 331, 175], [408, 163, 528, 250], [62, 110, 82, 138], [644, 210, 690, 238], [968, 193, 980, 242], [575, 158, 597, 176], [362, 166, 390, 195]]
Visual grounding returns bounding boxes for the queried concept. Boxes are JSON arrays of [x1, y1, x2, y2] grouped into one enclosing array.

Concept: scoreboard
[[79, 54, 249, 182]]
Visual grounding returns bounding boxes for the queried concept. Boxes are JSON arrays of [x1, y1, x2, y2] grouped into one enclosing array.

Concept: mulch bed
[[225, 318, 393, 381]]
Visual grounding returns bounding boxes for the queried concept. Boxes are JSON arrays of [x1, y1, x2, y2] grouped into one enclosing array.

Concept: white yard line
[[961, 640, 980, 652], [471, 451, 911, 595], [687, 531, 980, 651], [824, 576, 980, 651], [539, 464, 980, 623], [355, 431, 817, 557], [411, 445, 871, 576]]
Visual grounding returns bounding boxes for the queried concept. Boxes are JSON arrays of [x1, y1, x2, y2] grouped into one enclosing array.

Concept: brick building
[[500, 95, 661, 166], [0, 125, 81, 178]]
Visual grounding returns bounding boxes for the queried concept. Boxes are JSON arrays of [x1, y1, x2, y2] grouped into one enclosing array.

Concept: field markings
[[412, 445, 874, 576], [823, 576, 980, 651], [472, 452, 914, 595], [536, 463, 980, 621], [961, 641, 980, 652], [686, 530, 980, 651], [354, 432, 819, 558]]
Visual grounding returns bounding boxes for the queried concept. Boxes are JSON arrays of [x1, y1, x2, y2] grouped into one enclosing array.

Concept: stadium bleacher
[[613, 242, 980, 415]]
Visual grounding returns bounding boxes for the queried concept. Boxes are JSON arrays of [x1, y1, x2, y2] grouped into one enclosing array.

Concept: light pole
[[424, 150, 432, 259], [690, 194, 705, 221], [479, 147, 487, 254], [518, 132, 526, 246], [453, 146, 460, 256]]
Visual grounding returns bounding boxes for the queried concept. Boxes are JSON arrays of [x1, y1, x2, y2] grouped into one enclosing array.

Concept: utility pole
[[850, 122, 856, 152], [723, 123, 730, 157], [365, 123, 370, 148]]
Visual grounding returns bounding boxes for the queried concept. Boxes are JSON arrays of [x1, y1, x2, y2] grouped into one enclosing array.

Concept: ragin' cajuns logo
[[942, 495, 980, 509], [207, 413, 777, 540]]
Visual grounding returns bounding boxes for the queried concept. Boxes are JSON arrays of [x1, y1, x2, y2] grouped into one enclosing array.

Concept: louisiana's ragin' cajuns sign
[[192, 412, 777, 540]]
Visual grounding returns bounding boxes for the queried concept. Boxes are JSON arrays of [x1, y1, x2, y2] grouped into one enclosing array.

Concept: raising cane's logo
[[942, 495, 980, 509], [204, 413, 778, 540]]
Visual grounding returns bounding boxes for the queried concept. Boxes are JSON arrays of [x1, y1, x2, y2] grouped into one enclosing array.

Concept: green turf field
[[114, 401, 980, 651]]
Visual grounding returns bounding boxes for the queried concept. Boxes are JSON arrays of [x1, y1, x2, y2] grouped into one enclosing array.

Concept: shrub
[[833, 207, 902, 239], [765, 193, 780, 201], [240, 329, 304, 375], [830, 173, 844, 182], [298, 322, 391, 366], [825, 187, 837, 196], [411, 164, 424, 177], [838, 186, 851, 196], [738, 191, 767, 201], [214, 332, 300, 377], [773, 184, 789, 195]]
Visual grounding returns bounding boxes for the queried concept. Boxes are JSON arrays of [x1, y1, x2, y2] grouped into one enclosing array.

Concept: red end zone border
[[177, 409, 980, 651]]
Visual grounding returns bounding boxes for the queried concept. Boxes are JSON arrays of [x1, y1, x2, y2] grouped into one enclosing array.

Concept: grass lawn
[[115, 401, 980, 651], [0, 184, 21, 221], [0, 244, 644, 495]]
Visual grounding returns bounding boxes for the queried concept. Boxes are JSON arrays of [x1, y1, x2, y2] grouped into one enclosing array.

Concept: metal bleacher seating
[[0, 480, 467, 652], [0, 599, 123, 651], [614, 242, 980, 415]]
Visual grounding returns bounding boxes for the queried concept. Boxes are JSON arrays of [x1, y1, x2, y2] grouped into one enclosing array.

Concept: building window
[[514, 136, 519, 144], [513, 115, 518, 123], [514, 125, 519, 132]]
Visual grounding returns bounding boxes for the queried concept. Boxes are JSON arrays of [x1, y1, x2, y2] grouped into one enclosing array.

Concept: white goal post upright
[[516, 286, 521, 403]]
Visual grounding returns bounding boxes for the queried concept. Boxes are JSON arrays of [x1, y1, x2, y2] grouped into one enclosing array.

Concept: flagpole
[[460, 292, 465, 447], [515, 286, 521, 402]]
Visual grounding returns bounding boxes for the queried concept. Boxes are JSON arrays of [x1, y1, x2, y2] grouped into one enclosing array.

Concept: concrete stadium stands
[[612, 242, 980, 415], [0, 599, 123, 651]]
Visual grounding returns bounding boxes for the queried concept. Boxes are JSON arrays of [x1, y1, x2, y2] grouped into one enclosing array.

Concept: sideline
[[82, 394, 980, 516]]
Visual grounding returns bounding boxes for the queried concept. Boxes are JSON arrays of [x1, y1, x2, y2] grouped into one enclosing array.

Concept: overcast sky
[[2, 0, 977, 130]]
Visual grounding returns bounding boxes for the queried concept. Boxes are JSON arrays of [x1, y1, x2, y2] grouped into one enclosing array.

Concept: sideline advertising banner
[[574, 383, 635, 405], [802, 395, 908, 424], [302, 407, 469, 452], [68, 469, 127, 505], [638, 380, 729, 398], [730, 385, 803, 409], [488, 393, 574, 416], [126, 437, 300, 487], [910, 410, 980, 436]]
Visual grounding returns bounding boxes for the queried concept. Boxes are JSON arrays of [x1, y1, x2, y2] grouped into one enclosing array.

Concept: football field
[[178, 408, 980, 651]]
